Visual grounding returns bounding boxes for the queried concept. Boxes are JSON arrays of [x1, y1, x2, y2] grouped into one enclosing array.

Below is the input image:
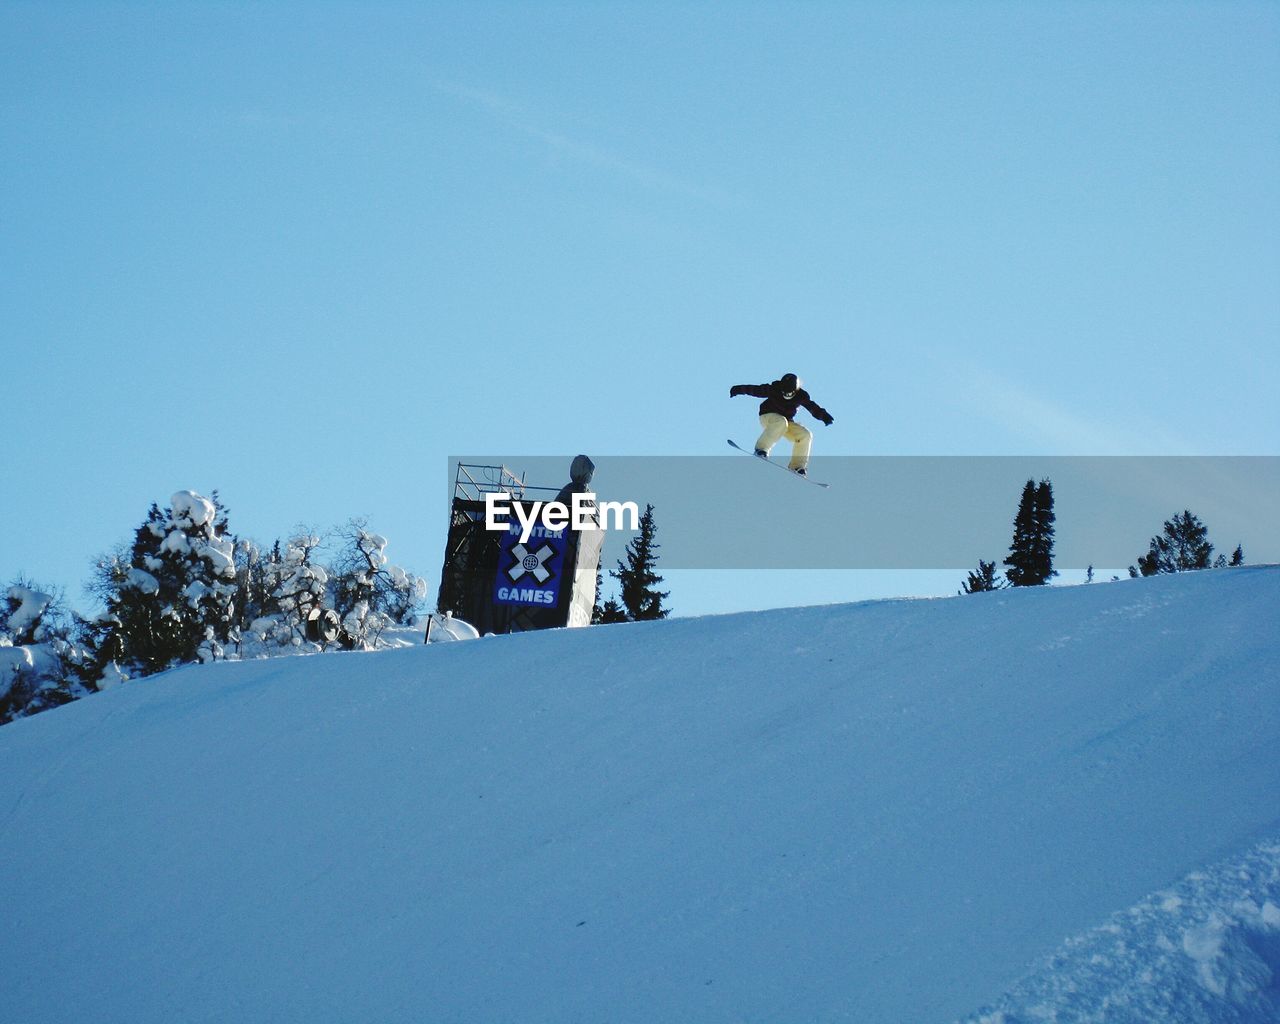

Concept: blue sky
[[3, 2, 1277, 616]]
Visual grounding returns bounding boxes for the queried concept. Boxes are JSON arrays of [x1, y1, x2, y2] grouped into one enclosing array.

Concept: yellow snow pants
[[755, 413, 812, 470]]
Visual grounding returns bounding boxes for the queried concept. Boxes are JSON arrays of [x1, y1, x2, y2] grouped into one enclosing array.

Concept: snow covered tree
[[326, 519, 427, 648], [610, 504, 669, 621], [1004, 479, 1056, 587], [80, 491, 239, 681], [0, 578, 92, 724], [961, 559, 1004, 594], [237, 533, 336, 655], [1129, 510, 1219, 577], [1, 579, 58, 649], [233, 538, 275, 632]]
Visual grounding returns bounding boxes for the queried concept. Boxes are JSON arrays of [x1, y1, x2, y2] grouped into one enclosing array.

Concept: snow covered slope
[[2, 567, 1278, 1023]]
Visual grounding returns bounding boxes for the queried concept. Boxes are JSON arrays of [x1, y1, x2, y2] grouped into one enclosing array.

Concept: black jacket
[[730, 380, 833, 425]]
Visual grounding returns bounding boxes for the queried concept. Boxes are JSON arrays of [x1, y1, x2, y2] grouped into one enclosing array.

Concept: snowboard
[[727, 439, 829, 487]]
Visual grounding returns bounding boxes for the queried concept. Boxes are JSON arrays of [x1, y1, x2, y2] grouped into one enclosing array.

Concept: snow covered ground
[[962, 837, 1280, 1023], [2, 566, 1277, 1023]]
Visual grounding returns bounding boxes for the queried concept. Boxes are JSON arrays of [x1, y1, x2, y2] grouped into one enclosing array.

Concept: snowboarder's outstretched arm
[[729, 383, 771, 399], [801, 393, 834, 426]]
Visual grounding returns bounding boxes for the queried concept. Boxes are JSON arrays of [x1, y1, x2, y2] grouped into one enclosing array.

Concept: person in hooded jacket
[[554, 454, 597, 526], [728, 372, 833, 476]]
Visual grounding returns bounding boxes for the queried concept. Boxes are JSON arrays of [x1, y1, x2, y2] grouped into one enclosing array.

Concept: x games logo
[[495, 523, 563, 607], [508, 542, 554, 585]]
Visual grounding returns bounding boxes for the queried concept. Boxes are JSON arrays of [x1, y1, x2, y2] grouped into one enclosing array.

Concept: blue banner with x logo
[[494, 520, 565, 607]]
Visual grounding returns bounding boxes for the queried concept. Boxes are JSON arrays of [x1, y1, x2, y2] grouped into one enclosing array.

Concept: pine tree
[[1230, 544, 1245, 567], [81, 491, 239, 680], [1004, 479, 1056, 587], [960, 559, 1003, 594], [591, 558, 606, 624], [610, 503, 669, 621], [1129, 510, 1215, 577], [598, 598, 629, 624], [590, 545, 630, 624], [1033, 480, 1056, 580]]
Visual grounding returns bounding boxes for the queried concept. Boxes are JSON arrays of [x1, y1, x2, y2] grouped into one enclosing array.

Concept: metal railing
[[452, 462, 561, 504]]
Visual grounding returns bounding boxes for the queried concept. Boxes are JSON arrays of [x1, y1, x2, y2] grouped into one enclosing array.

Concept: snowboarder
[[729, 373, 833, 476]]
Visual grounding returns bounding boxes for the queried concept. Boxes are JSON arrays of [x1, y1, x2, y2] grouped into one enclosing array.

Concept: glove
[[819, 413, 834, 426], [729, 385, 745, 397]]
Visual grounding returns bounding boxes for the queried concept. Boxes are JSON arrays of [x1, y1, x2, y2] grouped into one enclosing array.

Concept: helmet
[[779, 372, 801, 397]]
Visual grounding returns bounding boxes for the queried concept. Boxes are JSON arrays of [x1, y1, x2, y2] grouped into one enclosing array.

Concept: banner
[[493, 520, 567, 608]]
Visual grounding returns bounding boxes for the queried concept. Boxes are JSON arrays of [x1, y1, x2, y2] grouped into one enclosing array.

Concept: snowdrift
[[2, 567, 1278, 1023]]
